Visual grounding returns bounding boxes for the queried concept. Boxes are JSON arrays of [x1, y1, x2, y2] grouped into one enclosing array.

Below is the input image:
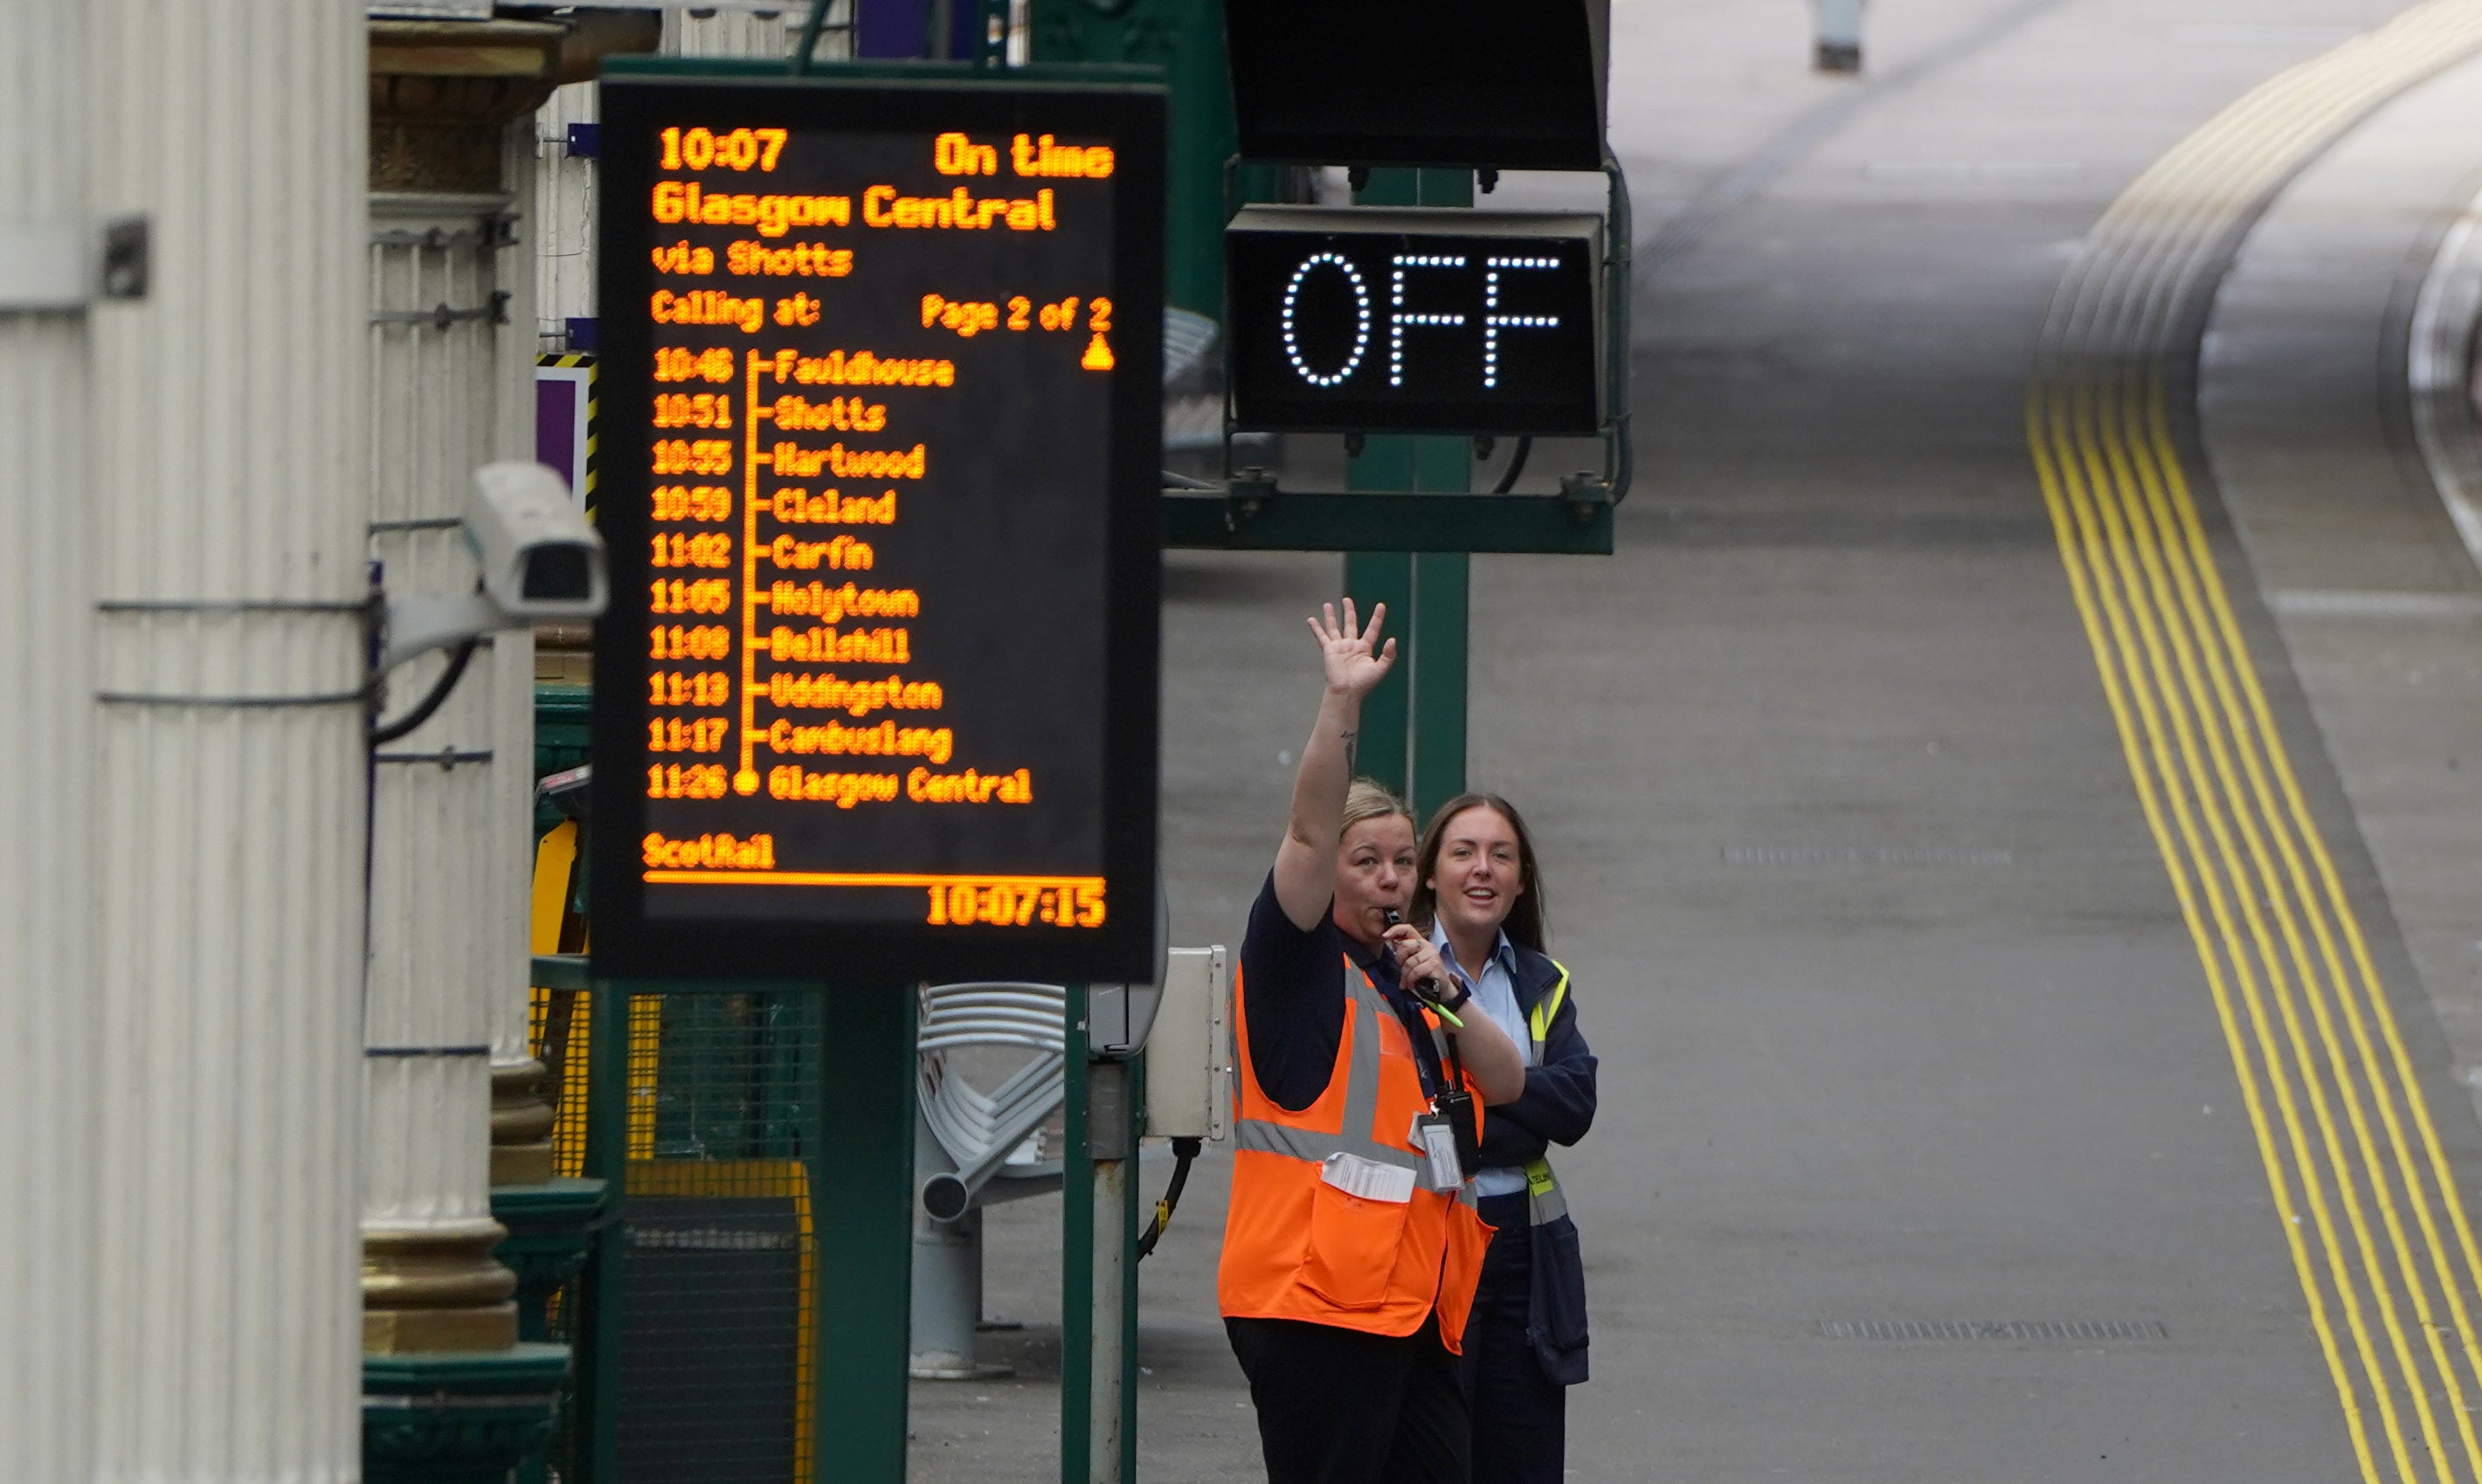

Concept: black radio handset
[[1379, 908, 1480, 1180], [1380, 908, 1464, 1025], [1379, 908, 1430, 991]]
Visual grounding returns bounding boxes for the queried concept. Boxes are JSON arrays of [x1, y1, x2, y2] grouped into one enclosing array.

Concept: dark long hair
[[1411, 792, 1548, 951]]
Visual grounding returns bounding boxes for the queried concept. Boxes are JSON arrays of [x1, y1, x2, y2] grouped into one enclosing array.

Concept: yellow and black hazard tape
[[539, 350, 598, 513]]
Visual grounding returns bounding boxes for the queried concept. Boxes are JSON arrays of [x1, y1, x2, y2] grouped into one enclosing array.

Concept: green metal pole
[[816, 986, 918, 1482], [1408, 169, 1474, 821], [1118, 1056, 1140, 1484], [1345, 171, 1419, 797], [1346, 169, 1473, 812], [1061, 984, 1093, 1484], [578, 980, 633, 1484], [1407, 549, 1469, 822], [1339, 545, 1413, 796]]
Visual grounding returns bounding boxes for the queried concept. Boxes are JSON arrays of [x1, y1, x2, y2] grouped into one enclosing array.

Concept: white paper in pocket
[[1318, 1151, 1416, 1204]]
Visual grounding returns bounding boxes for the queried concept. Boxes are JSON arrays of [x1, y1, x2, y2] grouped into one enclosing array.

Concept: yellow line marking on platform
[[2022, 10, 2482, 1473]]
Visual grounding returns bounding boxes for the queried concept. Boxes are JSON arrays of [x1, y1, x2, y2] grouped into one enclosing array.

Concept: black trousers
[[1462, 1193, 1566, 1484], [1227, 1310, 1471, 1484]]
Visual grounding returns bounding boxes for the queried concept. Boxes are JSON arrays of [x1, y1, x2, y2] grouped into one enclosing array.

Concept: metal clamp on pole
[[0, 220, 90, 311], [0, 217, 148, 311]]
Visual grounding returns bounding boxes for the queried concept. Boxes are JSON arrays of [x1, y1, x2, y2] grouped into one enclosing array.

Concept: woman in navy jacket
[[1413, 793, 1597, 1484]]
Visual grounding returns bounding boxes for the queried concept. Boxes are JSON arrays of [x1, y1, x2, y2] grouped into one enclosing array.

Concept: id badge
[[1411, 1112, 1463, 1191]]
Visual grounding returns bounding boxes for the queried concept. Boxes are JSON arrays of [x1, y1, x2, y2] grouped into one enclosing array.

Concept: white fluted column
[[86, 1, 368, 1477], [0, 3, 95, 1481], [363, 17, 562, 1344], [489, 115, 555, 1185], [363, 183, 523, 1345]]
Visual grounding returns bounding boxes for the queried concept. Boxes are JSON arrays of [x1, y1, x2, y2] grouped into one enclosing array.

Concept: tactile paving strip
[[1720, 845, 2014, 867], [1815, 1320, 2168, 1343]]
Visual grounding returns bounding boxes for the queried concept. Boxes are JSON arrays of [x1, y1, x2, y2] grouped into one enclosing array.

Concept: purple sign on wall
[[535, 354, 596, 509]]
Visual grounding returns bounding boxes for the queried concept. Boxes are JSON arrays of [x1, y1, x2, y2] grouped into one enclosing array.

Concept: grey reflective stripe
[[1234, 1117, 1422, 1172], [1340, 971, 1387, 1158], [1524, 1161, 1570, 1225], [1519, 961, 1575, 1226], [1231, 959, 1424, 1175]]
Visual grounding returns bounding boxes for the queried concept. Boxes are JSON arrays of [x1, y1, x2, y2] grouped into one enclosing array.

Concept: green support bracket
[[363, 1345, 571, 1484], [494, 1177, 612, 1343], [530, 953, 591, 993]]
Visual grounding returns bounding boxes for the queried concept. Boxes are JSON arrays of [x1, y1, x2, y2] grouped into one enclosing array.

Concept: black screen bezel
[[1224, 222, 1603, 437], [589, 73, 1164, 985]]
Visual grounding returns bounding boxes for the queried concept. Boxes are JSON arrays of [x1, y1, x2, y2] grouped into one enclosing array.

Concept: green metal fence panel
[[618, 989, 827, 1484], [551, 977, 845, 1484]]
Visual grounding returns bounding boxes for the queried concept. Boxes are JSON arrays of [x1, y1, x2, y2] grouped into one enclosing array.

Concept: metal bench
[[910, 981, 1069, 1379]]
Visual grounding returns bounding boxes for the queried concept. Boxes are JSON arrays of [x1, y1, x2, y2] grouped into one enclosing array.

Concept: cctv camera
[[467, 461, 606, 622], [377, 461, 610, 675]]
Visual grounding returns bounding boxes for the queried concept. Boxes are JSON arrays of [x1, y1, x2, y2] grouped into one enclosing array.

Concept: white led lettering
[[1281, 252, 1372, 388], [1389, 254, 1467, 389], [1483, 256, 1560, 390]]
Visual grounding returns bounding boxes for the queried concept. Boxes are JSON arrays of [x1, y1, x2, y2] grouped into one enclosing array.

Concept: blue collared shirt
[[1432, 924, 1536, 1197]]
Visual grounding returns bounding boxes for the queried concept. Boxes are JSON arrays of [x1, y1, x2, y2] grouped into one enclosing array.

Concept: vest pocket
[[1298, 1177, 1412, 1310]]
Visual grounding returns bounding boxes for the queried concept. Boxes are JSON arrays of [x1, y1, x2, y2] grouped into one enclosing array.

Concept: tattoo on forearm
[[1340, 728, 1358, 771]]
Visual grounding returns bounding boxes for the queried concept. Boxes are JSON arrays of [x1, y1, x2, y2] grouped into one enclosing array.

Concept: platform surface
[[904, 3, 2482, 1479]]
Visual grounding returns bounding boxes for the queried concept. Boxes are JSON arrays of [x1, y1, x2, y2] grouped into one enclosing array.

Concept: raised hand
[[1308, 598, 1396, 700]]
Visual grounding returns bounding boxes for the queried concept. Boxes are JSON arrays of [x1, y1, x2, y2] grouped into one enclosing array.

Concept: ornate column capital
[[370, 18, 565, 194]]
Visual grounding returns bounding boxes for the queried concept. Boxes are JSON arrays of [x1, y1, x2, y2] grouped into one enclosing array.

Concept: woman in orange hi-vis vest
[[1219, 599, 1530, 1484]]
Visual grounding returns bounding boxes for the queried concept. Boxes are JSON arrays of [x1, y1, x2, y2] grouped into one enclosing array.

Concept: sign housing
[[1225, 206, 1604, 437]]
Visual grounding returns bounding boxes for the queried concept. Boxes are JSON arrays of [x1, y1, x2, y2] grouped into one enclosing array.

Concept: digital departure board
[[1225, 206, 1603, 436], [590, 74, 1164, 984]]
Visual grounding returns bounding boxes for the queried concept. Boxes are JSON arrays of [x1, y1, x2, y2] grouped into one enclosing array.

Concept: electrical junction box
[[1138, 945, 1230, 1142]]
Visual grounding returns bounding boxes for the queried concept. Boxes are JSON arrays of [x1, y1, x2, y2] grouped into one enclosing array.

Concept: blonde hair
[[1340, 777, 1415, 837]]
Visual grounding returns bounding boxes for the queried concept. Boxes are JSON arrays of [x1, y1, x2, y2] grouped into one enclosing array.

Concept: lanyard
[[1379, 958, 1480, 1181], [1374, 955, 1460, 1100]]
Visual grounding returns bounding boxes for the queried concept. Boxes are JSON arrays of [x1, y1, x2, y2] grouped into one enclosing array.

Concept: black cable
[[1491, 436, 1533, 495], [370, 638, 478, 746], [1136, 1136, 1203, 1260]]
